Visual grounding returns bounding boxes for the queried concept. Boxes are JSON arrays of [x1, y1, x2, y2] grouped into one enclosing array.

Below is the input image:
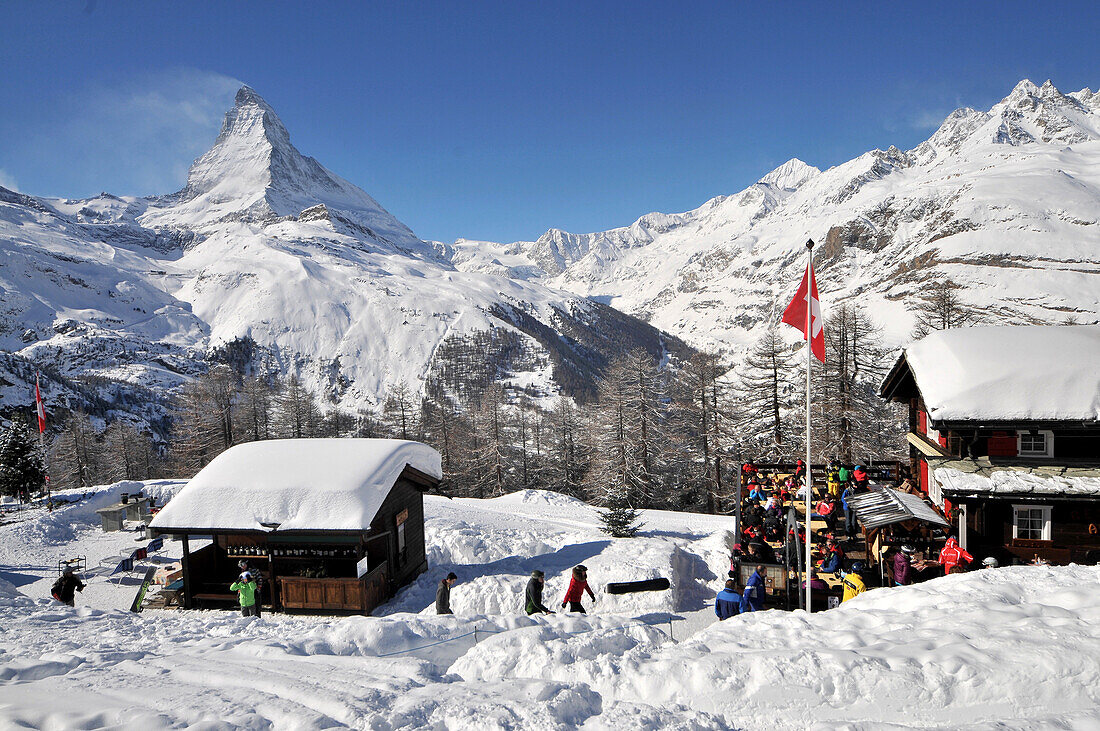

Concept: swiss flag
[[35, 372, 46, 433], [781, 262, 825, 362]]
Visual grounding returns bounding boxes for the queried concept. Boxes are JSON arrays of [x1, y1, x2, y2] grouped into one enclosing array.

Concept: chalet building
[[150, 439, 441, 613], [880, 326, 1100, 566]]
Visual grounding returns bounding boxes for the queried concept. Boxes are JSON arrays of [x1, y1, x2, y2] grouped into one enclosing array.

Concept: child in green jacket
[[230, 571, 260, 617]]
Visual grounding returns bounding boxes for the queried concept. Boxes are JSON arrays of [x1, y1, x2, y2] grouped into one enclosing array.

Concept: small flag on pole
[[35, 372, 46, 433], [781, 261, 825, 362]]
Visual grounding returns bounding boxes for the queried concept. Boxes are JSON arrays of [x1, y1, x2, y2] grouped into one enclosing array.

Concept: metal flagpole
[[804, 240, 814, 614], [36, 372, 50, 510]]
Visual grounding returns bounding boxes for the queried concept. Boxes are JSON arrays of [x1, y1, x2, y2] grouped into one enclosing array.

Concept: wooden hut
[[149, 439, 441, 613]]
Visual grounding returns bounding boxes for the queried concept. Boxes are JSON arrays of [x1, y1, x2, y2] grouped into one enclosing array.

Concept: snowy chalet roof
[[150, 439, 442, 532], [934, 462, 1100, 499], [881, 325, 1100, 424]]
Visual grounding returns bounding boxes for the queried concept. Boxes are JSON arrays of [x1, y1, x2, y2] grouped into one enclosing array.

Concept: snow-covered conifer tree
[[0, 417, 46, 500]]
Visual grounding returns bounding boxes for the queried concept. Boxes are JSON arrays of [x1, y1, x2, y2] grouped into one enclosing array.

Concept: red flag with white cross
[[781, 262, 825, 362]]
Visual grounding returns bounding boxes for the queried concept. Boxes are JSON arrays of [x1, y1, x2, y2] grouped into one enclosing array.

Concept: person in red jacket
[[937, 536, 974, 574], [562, 564, 596, 613]]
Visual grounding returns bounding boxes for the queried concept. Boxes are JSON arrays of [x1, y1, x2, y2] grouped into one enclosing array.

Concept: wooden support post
[[180, 534, 192, 609]]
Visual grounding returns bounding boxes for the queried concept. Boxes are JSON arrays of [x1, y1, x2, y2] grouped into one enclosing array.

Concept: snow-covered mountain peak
[[139, 86, 422, 250], [987, 78, 1100, 146], [757, 158, 821, 191]]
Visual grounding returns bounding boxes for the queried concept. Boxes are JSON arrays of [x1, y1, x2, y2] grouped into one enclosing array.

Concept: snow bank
[[11, 480, 183, 546], [903, 325, 1100, 422], [1, 483, 1098, 728], [455, 565, 1100, 729], [151, 439, 441, 531]]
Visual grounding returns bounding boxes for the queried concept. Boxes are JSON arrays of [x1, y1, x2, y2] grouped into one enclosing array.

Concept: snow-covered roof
[[150, 439, 442, 532], [901, 325, 1100, 423], [935, 465, 1100, 498]]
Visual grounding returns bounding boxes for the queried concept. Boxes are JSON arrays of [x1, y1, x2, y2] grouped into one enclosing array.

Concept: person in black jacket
[[436, 572, 458, 614], [525, 570, 553, 615], [51, 568, 85, 607]]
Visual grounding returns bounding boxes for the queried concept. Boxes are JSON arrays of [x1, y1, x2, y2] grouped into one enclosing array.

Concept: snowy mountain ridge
[[0, 88, 685, 426], [448, 79, 1100, 354]]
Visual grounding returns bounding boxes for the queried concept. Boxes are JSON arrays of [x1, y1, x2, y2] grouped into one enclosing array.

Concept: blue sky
[[1, 1, 1097, 243]]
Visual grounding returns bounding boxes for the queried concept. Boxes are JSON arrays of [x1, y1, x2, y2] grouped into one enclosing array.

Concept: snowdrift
[[0, 487, 1097, 729]]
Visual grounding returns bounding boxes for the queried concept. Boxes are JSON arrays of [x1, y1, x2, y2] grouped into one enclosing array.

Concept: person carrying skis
[[525, 570, 554, 615], [230, 571, 260, 617], [436, 572, 458, 614], [51, 567, 85, 607], [740, 565, 766, 613], [715, 579, 740, 620], [937, 536, 973, 575], [561, 564, 596, 613]]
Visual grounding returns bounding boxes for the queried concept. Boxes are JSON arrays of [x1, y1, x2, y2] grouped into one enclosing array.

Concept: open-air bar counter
[[149, 438, 441, 614]]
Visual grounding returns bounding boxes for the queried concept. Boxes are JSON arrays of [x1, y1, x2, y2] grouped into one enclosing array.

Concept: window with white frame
[[1012, 504, 1052, 541], [1017, 430, 1053, 457]]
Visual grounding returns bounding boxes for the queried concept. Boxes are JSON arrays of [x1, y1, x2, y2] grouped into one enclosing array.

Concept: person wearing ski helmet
[[230, 570, 260, 617], [839, 561, 866, 603]]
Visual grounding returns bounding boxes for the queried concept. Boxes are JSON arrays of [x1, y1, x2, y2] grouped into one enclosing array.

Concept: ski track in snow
[[0, 482, 1098, 729]]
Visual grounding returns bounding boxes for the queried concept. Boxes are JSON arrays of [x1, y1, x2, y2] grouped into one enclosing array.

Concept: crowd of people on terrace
[[719, 458, 929, 618]]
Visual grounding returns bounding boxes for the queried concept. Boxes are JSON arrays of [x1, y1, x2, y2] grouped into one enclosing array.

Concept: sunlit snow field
[[0, 481, 1097, 729]]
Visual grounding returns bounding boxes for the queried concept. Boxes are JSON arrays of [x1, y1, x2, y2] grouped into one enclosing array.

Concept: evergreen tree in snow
[[598, 500, 643, 538], [0, 417, 46, 500]]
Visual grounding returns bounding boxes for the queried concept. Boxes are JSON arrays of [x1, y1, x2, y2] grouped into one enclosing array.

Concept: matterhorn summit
[[140, 86, 421, 251]]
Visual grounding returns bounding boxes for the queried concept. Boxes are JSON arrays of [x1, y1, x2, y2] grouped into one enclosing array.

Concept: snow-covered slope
[[0, 88, 685, 419], [0, 485, 1096, 729], [449, 79, 1100, 354]]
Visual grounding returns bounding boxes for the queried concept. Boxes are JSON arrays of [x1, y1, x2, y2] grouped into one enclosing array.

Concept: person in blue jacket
[[841, 484, 857, 539], [819, 538, 846, 574], [715, 579, 741, 620], [740, 565, 766, 613]]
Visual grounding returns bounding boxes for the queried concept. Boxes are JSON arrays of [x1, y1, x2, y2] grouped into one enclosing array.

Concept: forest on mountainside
[[27, 298, 930, 513]]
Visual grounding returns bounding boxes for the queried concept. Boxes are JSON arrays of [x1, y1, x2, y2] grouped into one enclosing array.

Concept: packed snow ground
[[1, 482, 1098, 729]]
